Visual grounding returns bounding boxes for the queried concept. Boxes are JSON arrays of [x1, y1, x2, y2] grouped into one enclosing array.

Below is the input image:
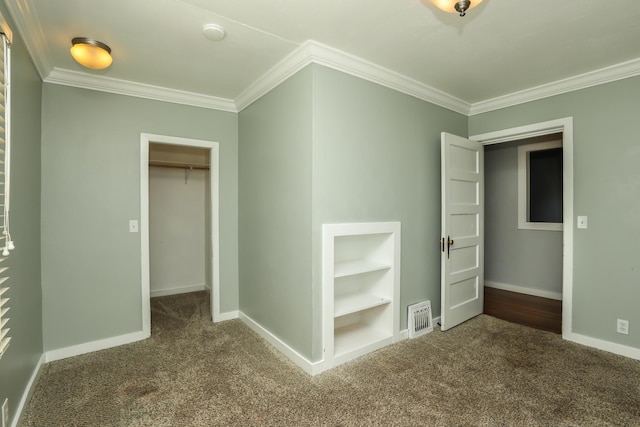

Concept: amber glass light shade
[[430, 0, 484, 15], [70, 37, 112, 70]]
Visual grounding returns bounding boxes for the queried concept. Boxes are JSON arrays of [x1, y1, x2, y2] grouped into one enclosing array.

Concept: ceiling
[[6, 0, 640, 114]]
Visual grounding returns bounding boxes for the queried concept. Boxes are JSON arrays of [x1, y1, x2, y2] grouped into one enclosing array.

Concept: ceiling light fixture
[[70, 37, 113, 70], [430, 0, 484, 17]]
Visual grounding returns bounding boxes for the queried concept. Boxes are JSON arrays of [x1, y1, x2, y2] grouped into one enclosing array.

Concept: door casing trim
[[140, 133, 221, 336], [470, 117, 574, 338]]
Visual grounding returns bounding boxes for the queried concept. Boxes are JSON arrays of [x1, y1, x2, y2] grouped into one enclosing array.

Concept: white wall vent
[[408, 301, 433, 338]]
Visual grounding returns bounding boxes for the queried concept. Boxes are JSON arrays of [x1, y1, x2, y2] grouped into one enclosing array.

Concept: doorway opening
[[140, 133, 221, 337], [149, 143, 210, 301], [471, 117, 574, 339], [483, 134, 563, 333]]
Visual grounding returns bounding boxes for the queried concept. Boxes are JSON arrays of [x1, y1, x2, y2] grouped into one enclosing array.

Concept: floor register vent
[[408, 301, 433, 338]]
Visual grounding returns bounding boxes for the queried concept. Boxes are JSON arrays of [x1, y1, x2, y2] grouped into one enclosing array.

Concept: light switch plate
[[577, 216, 587, 229], [129, 220, 139, 233]]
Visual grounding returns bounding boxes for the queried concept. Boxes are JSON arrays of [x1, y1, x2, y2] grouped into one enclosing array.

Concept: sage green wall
[[311, 65, 467, 360], [484, 139, 563, 295], [41, 85, 238, 351], [0, 5, 43, 424], [470, 76, 640, 350], [238, 66, 313, 358]]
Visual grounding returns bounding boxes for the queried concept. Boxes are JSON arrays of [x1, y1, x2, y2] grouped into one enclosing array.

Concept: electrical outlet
[[2, 398, 8, 427], [617, 319, 629, 335]]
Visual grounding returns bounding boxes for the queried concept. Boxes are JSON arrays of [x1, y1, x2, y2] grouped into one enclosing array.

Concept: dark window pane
[[529, 148, 562, 223]]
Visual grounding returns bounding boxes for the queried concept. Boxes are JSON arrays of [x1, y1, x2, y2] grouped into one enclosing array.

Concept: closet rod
[[149, 162, 209, 171]]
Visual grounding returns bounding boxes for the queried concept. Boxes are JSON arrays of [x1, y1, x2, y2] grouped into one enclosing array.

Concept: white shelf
[[334, 260, 391, 278], [334, 293, 391, 318], [322, 221, 400, 373], [334, 322, 392, 364]]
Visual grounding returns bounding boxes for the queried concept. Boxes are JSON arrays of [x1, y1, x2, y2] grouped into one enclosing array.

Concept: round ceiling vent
[[203, 24, 226, 42]]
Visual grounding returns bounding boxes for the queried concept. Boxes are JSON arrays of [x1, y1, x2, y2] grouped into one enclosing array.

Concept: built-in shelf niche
[[322, 222, 400, 371]]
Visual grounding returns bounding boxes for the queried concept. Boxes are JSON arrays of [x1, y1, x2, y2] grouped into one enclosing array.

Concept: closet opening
[[140, 134, 220, 337], [149, 143, 211, 317]]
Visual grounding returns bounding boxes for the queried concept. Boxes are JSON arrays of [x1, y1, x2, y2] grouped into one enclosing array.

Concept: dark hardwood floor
[[484, 286, 562, 334]]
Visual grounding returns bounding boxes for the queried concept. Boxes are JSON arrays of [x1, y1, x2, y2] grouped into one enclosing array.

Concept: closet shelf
[[149, 160, 209, 170]]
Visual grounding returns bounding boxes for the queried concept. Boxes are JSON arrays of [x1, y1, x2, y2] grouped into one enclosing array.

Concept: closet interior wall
[[148, 143, 211, 298]]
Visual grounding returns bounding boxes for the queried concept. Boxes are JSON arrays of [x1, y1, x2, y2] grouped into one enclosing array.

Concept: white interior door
[[440, 132, 484, 331]]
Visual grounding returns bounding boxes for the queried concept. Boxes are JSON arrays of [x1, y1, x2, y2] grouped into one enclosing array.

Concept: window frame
[[0, 27, 12, 360], [517, 139, 563, 232]]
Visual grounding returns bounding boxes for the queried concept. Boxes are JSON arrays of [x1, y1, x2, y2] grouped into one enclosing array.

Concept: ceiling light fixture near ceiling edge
[[203, 24, 226, 42], [70, 37, 113, 70], [431, 0, 484, 17]]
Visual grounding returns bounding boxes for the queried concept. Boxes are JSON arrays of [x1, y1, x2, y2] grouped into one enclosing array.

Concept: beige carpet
[[21, 291, 640, 426]]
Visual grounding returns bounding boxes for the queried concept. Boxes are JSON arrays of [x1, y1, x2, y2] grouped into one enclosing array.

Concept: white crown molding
[[38, 47, 640, 117], [45, 68, 238, 112], [6, 0, 640, 117], [234, 41, 312, 111], [0, 3, 471, 116], [3, 0, 51, 79], [470, 57, 640, 115], [236, 40, 471, 115], [306, 41, 470, 115]]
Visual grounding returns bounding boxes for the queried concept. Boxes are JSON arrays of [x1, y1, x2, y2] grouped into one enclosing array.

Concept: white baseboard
[[214, 310, 239, 322], [12, 353, 46, 427], [485, 280, 562, 301], [401, 315, 442, 340], [150, 283, 206, 298], [44, 330, 149, 363], [42, 308, 236, 363], [434, 316, 441, 329], [566, 332, 640, 361], [238, 312, 440, 375], [44, 301, 232, 363], [238, 312, 325, 376]]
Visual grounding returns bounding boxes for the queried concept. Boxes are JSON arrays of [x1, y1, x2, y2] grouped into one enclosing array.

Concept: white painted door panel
[[441, 132, 484, 331]]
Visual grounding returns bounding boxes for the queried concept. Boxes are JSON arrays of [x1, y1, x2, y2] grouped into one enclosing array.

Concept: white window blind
[[0, 31, 13, 359]]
